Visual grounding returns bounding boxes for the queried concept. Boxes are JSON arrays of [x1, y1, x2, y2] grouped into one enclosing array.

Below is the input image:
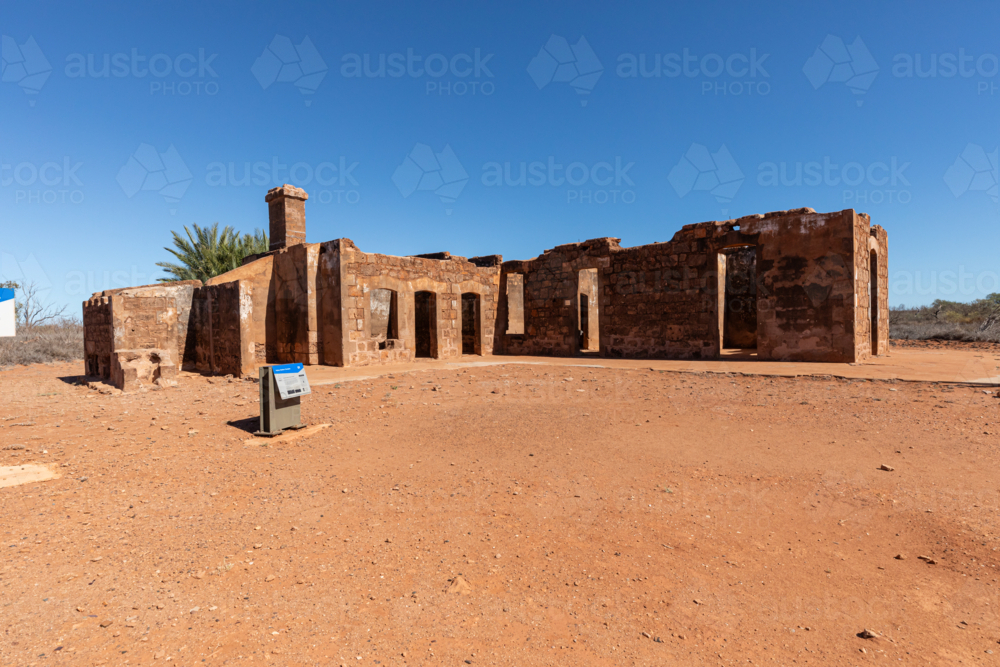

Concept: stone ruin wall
[[750, 210, 859, 362], [82, 189, 889, 390], [81, 282, 200, 390], [82, 296, 112, 377], [498, 208, 884, 363], [207, 254, 275, 364], [853, 220, 890, 360], [321, 240, 501, 367], [190, 280, 255, 377], [83, 278, 256, 388], [273, 243, 321, 365]]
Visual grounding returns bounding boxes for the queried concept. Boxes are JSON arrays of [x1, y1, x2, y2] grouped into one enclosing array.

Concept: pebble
[[878, 464, 894, 472], [266, 574, 276, 582], [99, 619, 113, 628]]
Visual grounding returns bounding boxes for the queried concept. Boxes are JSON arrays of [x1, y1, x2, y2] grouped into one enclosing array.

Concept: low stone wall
[[82, 281, 200, 388]]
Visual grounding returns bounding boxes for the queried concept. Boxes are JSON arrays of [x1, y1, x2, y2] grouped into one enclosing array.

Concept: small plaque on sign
[[271, 363, 311, 400]]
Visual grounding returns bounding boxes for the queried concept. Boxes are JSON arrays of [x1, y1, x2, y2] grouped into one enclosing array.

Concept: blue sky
[[2, 0, 998, 311]]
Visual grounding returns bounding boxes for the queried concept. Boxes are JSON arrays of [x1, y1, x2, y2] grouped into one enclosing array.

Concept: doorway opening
[[577, 268, 599, 353], [461, 292, 481, 355], [371, 288, 398, 350], [719, 246, 758, 355], [414, 291, 437, 358], [505, 273, 525, 334], [870, 250, 879, 355]]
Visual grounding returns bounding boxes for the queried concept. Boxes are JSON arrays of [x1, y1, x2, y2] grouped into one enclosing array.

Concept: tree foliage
[[157, 223, 269, 283]]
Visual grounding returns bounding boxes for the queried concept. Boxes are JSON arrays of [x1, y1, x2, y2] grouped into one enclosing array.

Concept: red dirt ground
[[889, 338, 1000, 354], [1, 348, 999, 666]]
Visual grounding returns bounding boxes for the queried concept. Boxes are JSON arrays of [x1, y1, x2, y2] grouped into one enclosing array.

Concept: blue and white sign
[[271, 362, 310, 400], [0, 288, 15, 338]]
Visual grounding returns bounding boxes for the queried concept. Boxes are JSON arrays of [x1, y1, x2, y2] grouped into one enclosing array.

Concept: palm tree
[[157, 223, 269, 283]]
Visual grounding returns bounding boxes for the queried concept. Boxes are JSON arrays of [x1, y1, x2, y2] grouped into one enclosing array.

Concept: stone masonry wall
[[273, 243, 321, 365], [853, 222, 890, 360], [82, 295, 112, 377], [191, 280, 255, 377], [206, 254, 274, 363], [320, 239, 501, 367], [498, 208, 874, 362], [83, 281, 200, 385]]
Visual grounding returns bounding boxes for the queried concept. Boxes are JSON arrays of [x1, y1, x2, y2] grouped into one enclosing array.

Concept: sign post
[[0, 288, 14, 338], [255, 363, 311, 437]]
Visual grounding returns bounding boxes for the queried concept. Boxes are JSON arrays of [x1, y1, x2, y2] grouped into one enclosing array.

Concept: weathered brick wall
[[319, 239, 501, 367], [82, 296, 112, 376], [873, 225, 889, 356], [273, 243, 320, 364], [853, 222, 890, 359], [500, 236, 724, 359], [747, 210, 858, 362], [82, 281, 200, 383], [111, 295, 177, 361], [206, 254, 275, 363], [498, 208, 878, 362], [191, 280, 254, 377]]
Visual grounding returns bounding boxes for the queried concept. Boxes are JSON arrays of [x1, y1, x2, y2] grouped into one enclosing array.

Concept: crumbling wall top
[[265, 184, 309, 202]]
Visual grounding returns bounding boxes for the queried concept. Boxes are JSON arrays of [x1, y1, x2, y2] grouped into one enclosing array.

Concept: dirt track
[[1, 350, 999, 666]]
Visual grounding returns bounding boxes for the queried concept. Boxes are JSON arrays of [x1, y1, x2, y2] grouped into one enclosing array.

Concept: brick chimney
[[265, 184, 309, 251]]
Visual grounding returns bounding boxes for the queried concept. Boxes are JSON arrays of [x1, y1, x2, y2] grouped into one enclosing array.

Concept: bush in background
[[890, 293, 1000, 342], [0, 319, 83, 368]]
